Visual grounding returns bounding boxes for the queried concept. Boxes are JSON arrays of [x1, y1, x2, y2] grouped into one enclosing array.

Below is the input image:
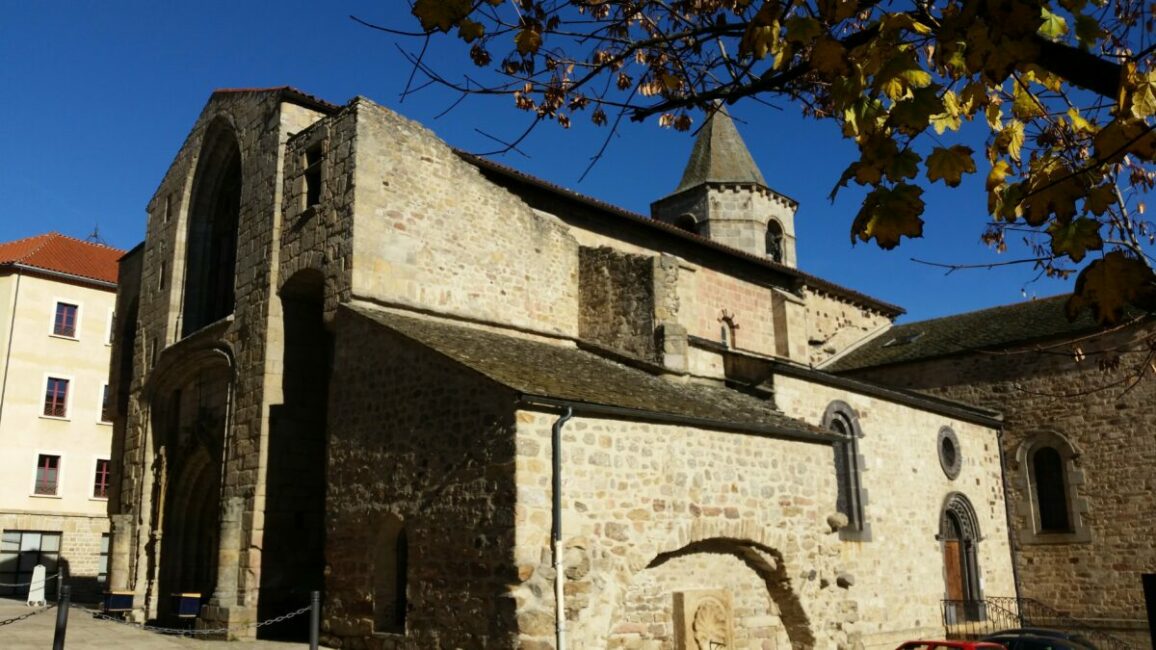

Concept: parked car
[[982, 628, 1096, 650], [897, 641, 1008, 650]]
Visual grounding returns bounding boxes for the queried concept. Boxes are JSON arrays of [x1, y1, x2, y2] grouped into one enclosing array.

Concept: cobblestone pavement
[[0, 599, 332, 649]]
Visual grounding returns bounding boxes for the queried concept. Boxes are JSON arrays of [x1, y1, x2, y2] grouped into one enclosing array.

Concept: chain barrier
[[74, 602, 313, 636], [0, 602, 57, 627], [0, 572, 62, 588]]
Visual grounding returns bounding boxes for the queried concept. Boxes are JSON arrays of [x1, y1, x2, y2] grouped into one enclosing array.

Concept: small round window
[[938, 426, 962, 480]]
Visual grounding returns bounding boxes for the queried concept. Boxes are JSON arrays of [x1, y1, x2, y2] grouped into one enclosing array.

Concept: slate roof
[[350, 303, 834, 442], [0, 232, 125, 286], [829, 295, 1143, 372], [674, 107, 768, 192]]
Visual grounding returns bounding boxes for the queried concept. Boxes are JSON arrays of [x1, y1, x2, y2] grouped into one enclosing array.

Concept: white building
[[0, 232, 124, 600]]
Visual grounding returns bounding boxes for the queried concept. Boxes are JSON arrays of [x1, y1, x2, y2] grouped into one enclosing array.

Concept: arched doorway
[[940, 492, 984, 623]]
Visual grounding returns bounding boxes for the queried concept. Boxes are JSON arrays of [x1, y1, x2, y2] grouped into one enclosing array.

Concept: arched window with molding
[[823, 401, 868, 538], [1015, 431, 1090, 543]]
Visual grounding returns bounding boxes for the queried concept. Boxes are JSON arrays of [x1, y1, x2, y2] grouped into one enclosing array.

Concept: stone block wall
[[805, 291, 892, 366], [511, 411, 864, 650], [349, 100, 580, 337], [678, 265, 778, 359], [0, 513, 109, 602], [323, 308, 521, 649], [843, 326, 1156, 646], [772, 374, 1015, 648]]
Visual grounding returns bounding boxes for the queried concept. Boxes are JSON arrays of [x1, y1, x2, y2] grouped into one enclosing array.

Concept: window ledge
[[97, 421, 113, 426], [49, 334, 79, 342], [39, 415, 71, 422], [29, 494, 62, 499], [89, 497, 109, 502]]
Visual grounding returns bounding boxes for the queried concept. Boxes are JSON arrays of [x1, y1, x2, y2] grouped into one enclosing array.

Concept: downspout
[[552, 406, 573, 650], [0, 269, 22, 430], [996, 426, 1026, 623]]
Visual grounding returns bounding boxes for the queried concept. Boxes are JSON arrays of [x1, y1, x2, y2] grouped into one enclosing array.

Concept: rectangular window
[[108, 311, 116, 345], [53, 302, 78, 337], [98, 534, 110, 582], [43, 378, 69, 417], [34, 455, 60, 495], [93, 459, 111, 499], [101, 385, 112, 423], [0, 531, 62, 597], [304, 143, 323, 208]]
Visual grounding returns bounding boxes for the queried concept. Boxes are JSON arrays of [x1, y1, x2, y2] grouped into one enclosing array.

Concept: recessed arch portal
[[940, 492, 984, 622]]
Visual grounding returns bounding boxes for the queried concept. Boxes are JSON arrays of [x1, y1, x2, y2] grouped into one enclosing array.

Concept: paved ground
[[0, 599, 332, 649]]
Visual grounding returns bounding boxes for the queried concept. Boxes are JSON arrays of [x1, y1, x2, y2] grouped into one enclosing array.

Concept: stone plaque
[[674, 589, 735, 650]]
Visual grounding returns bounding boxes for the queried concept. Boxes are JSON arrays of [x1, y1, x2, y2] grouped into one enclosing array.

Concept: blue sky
[[0, 1, 1078, 322]]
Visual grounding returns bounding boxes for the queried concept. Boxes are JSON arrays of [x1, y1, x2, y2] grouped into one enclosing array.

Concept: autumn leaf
[[1038, 8, 1068, 41], [1021, 159, 1084, 225], [811, 37, 849, 76], [1066, 252, 1156, 324], [784, 16, 823, 45], [458, 18, 485, 43], [851, 183, 926, 249], [516, 27, 543, 55], [413, 0, 472, 33], [1094, 118, 1156, 163], [889, 86, 943, 135], [1128, 69, 1156, 119], [1074, 14, 1104, 49], [817, 0, 858, 22], [994, 121, 1025, 162], [875, 51, 932, 100], [1012, 77, 1046, 120], [1047, 218, 1103, 262], [926, 145, 976, 187], [1080, 185, 1114, 216]]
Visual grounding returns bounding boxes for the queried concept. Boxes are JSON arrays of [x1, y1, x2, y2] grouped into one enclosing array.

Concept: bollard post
[[53, 585, 70, 650], [56, 572, 62, 602], [309, 590, 320, 650]]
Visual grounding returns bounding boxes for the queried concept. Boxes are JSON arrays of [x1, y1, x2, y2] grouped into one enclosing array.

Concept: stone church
[[103, 86, 1146, 649]]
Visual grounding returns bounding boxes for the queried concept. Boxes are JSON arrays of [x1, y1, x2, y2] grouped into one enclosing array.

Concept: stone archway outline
[[938, 491, 984, 619], [939, 491, 982, 543], [1012, 430, 1091, 544], [649, 537, 816, 648]]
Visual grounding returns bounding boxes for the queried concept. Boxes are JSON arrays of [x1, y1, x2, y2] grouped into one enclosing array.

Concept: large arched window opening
[[1032, 446, 1070, 532], [823, 401, 867, 538], [1015, 432, 1090, 543], [182, 120, 242, 337], [765, 220, 785, 262]]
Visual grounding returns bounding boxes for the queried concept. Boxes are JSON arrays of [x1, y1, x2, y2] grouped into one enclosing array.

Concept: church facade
[[106, 87, 1023, 649]]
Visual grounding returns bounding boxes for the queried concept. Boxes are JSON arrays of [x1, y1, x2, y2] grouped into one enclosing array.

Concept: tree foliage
[[395, 0, 1156, 324]]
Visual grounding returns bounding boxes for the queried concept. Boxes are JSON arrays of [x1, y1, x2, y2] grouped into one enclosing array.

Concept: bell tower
[[651, 107, 799, 267]]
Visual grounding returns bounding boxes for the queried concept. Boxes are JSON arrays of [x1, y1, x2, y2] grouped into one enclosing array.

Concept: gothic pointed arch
[[182, 118, 242, 337]]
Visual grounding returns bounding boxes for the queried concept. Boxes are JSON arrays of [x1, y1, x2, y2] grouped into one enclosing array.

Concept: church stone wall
[[842, 327, 1156, 646], [578, 247, 659, 362], [677, 265, 778, 360], [805, 291, 892, 366], [324, 308, 520, 649], [512, 411, 866, 650], [773, 374, 1016, 648], [349, 100, 579, 337]]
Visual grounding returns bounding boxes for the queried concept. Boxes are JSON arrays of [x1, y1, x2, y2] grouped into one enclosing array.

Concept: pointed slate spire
[[674, 106, 766, 193]]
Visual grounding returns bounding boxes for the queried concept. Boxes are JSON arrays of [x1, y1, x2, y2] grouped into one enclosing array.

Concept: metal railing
[[941, 598, 1136, 650]]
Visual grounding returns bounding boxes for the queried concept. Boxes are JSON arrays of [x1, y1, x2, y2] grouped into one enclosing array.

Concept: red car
[[897, 642, 1008, 650]]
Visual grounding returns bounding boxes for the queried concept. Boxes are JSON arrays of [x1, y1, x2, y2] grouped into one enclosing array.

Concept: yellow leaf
[[881, 13, 932, 35], [1066, 108, 1094, 134], [876, 51, 932, 100], [1066, 252, 1156, 324], [458, 18, 485, 43], [1022, 158, 1084, 225], [1012, 79, 1046, 120], [959, 82, 990, 116], [987, 160, 1011, 192], [851, 183, 926, 249], [413, 0, 472, 33], [994, 121, 1025, 162], [926, 145, 977, 187], [889, 86, 944, 135], [1038, 7, 1069, 41], [1094, 118, 1156, 163], [1128, 70, 1156, 119], [985, 104, 1003, 131], [1048, 218, 1103, 262]]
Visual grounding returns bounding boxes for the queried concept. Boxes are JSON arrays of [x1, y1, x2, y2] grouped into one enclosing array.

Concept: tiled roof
[[0, 232, 125, 286], [674, 106, 768, 192], [349, 303, 834, 441], [829, 295, 1146, 372]]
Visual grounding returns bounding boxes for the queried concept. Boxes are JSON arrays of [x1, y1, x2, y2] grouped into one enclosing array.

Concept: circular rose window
[[938, 426, 962, 480]]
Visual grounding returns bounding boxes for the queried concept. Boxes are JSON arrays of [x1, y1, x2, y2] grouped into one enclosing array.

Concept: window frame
[[31, 452, 63, 497], [1014, 431, 1091, 544], [822, 400, 870, 541], [91, 457, 111, 500], [41, 374, 73, 420], [99, 383, 113, 424], [51, 300, 81, 339]]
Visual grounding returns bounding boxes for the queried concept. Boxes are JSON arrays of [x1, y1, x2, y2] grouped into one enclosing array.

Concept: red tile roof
[[0, 232, 125, 286]]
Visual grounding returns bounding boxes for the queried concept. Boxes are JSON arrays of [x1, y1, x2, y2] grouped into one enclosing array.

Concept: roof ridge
[[893, 294, 1068, 329]]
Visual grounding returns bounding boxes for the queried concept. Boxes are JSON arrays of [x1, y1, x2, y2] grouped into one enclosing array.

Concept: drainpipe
[[0, 269, 22, 430], [995, 426, 1025, 623], [552, 407, 573, 650]]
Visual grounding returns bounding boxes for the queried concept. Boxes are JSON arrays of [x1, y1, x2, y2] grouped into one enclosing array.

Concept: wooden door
[[944, 540, 965, 601]]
